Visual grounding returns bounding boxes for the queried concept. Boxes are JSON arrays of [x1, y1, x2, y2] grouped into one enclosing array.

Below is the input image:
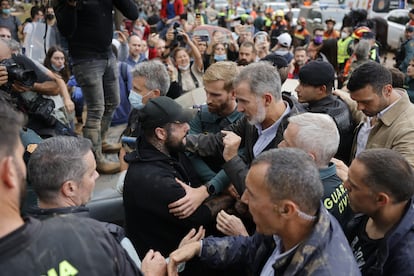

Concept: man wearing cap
[[269, 9, 288, 48], [271, 32, 294, 63], [260, 53, 290, 84], [397, 25, 414, 74], [172, 62, 243, 206], [296, 60, 355, 164], [323, 18, 339, 40], [123, 97, 230, 264], [293, 17, 310, 47]]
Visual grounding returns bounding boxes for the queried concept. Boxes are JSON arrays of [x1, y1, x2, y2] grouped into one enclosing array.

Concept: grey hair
[[354, 40, 371, 60], [233, 61, 282, 101], [28, 136, 93, 202], [288, 113, 339, 167], [252, 148, 323, 213], [132, 60, 170, 95]]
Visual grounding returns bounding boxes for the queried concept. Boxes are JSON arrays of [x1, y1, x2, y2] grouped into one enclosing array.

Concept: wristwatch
[[204, 183, 216, 196]]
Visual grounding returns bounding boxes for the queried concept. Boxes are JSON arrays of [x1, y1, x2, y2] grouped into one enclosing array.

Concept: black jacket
[[304, 94, 355, 164], [54, 0, 138, 60], [0, 216, 141, 275], [186, 94, 304, 195], [123, 137, 213, 259]]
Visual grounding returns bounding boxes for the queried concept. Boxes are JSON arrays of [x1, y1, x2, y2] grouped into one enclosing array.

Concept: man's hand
[[166, 28, 175, 43], [216, 210, 249, 237], [0, 65, 8, 87], [331, 158, 348, 182], [12, 81, 32, 93], [141, 249, 167, 276], [178, 226, 205, 249], [168, 178, 209, 219], [221, 130, 241, 162], [148, 33, 159, 48], [168, 242, 201, 276], [115, 30, 128, 44], [227, 184, 240, 199]]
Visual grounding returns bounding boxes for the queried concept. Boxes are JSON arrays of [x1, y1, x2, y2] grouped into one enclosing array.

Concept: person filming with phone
[[168, 24, 204, 95]]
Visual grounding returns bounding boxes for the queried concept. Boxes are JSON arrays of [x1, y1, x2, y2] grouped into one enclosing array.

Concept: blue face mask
[[2, 9, 10, 15], [214, 54, 227, 61], [128, 90, 152, 110]]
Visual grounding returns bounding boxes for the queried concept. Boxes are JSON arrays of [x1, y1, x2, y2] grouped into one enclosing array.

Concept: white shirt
[[355, 98, 400, 156], [253, 102, 290, 157]]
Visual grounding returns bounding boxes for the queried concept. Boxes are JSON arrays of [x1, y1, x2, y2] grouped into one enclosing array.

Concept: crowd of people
[[0, 0, 414, 275]]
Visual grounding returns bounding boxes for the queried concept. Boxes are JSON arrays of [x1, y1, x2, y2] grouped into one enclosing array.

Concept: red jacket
[[160, 0, 184, 19]]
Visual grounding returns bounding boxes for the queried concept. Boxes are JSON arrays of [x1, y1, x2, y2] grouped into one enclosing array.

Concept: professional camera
[[0, 58, 36, 88], [173, 22, 184, 42]]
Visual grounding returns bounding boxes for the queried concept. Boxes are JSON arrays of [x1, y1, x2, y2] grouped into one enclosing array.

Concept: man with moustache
[[347, 61, 414, 167], [175, 62, 243, 201], [237, 41, 257, 66], [168, 148, 360, 276], [123, 97, 230, 269], [186, 62, 303, 195], [0, 100, 165, 275], [344, 149, 414, 274]]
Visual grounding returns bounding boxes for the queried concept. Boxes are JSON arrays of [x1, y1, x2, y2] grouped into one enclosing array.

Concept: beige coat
[[351, 91, 414, 167]]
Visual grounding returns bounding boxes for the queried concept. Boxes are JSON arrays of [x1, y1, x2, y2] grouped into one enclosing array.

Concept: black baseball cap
[[299, 61, 335, 86], [139, 97, 194, 129]]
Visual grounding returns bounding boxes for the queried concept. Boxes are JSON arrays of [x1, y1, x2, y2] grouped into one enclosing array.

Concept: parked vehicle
[[385, 9, 410, 50], [298, 6, 348, 34]]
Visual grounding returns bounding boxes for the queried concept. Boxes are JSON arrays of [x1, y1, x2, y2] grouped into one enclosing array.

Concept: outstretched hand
[[168, 178, 209, 219]]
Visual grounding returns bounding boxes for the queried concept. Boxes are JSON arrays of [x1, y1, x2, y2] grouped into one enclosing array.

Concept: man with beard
[[168, 62, 243, 218], [186, 62, 304, 196], [347, 61, 414, 167], [123, 97, 232, 274], [344, 149, 414, 274], [288, 46, 308, 79], [0, 101, 165, 275], [237, 41, 257, 66]]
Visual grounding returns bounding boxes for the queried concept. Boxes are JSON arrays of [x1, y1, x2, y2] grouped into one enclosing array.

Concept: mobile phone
[[256, 34, 266, 43], [199, 35, 209, 42], [245, 25, 253, 33], [150, 25, 157, 34]]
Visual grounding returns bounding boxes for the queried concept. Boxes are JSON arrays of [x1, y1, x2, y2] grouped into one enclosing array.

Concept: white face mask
[[341, 32, 348, 39], [178, 63, 190, 71]]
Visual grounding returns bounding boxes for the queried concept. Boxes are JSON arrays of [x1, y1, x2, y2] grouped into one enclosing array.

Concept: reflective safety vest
[[337, 36, 353, 64]]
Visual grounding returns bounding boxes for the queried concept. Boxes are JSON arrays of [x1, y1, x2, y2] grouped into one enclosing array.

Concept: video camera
[[0, 57, 37, 89], [0, 57, 56, 127]]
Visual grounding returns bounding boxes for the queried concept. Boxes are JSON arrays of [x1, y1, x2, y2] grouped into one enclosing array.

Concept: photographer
[[167, 25, 204, 94], [54, 0, 138, 174], [0, 39, 73, 137]]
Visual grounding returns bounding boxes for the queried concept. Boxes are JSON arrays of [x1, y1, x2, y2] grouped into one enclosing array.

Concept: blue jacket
[[200, 205, 360, 275], [346, 197, 414, 275], [111, 62, 132, 126]]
